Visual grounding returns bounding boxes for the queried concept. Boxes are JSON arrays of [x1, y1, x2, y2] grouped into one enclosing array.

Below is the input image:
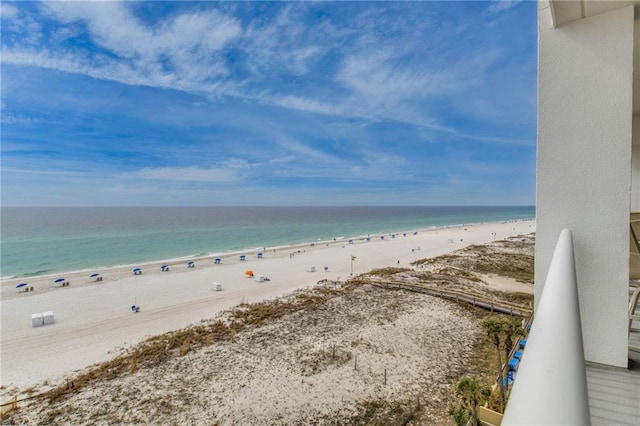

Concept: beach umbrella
[[133, 268, 142, 274], [187, 261, 195, 267], [90, 273, 100, 278], [245, 270, 254, 276], [16, 283, 27, 289], [54, 278, 65, 283], [214, 258, 222, 264]]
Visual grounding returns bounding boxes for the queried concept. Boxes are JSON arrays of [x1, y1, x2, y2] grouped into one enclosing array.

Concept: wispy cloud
[[136, 163, 247, 183], [1, 1, 537, 206], [485, 1, 524, 15]]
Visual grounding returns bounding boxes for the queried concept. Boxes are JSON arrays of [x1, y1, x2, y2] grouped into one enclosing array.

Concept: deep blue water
[[0, 206, 534, 279]]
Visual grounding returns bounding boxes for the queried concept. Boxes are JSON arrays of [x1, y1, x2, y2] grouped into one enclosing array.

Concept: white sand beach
[[0, 219, 534, 392]]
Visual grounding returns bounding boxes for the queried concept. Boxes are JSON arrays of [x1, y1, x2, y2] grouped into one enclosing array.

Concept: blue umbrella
[[187, 261, 195, 267], [90, 273, 100, 278], [16, 283, 27, 288], [133, 268, 141, 273], [54, 278, 65, 283]]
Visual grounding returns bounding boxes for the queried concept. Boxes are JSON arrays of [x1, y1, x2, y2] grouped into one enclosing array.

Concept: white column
[[536, 3, 634, 367], [632, 117, 640, 212]]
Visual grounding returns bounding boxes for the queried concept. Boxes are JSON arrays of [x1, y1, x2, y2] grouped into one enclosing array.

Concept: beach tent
[[245, 270, 254, 277], [133, 268, 142, 275], [90, 273, 102, 281], [187, 261, 195, 268], [257, 252, 263, 258], [254, 275, 266, 282], [161, 264, 169, 271], [54, 277, 68, 287], [214, 258, 222, 264], [307, 266, 316, 272], [380, 236, 385, 240], [240, 255, 246, 261], [213, 282, 222, 291], [16, 283, 27, 291], [348, 240, 353, 244]]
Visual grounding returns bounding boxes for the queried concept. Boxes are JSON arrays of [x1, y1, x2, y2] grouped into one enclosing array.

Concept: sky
[[0, 1, 537, 206]]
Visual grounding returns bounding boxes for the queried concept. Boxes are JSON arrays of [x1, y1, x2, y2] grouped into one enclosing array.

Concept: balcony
[[502, 229, 640, 425]]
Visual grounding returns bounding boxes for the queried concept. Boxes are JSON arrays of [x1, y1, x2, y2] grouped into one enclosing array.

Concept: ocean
[[0, 206, 534, 279]]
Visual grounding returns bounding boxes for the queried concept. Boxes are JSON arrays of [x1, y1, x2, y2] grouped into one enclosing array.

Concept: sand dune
[[1, 219, 534, 392]]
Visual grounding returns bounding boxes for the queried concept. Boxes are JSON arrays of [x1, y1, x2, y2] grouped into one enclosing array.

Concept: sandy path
[[0, 219, 534, 390]]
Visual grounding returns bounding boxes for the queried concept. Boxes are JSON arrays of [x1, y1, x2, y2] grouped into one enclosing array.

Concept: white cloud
[[5, 2, 240, 94], [1, 3, 17, 19], [485, 1, 523, 15], [136, 160, 251, 183]]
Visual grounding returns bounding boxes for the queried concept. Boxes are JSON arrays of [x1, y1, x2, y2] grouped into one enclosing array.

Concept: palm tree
[[481, 316, 506, 411], [454, 375, 491, 426], [447, 401, 469, 426], [503, 319, 524, 364], [501, 319, 524, 399]]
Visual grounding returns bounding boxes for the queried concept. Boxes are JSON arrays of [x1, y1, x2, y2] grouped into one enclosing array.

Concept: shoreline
[[1, 217, 533, 284], [0, 219, 535, 391]]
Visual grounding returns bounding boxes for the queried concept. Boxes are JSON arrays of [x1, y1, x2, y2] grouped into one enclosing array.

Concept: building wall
[[633, 117, 640, 212], [537, 4, 634, 367]]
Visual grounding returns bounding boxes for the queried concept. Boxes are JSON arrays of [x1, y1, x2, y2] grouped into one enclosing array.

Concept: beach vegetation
[[479, 316, 524, 412], [9, 234, 534, 424], [366, 267, 411, 277], [447, 400, 469, 426], [412, 234, 535, 284], [41, 282, 360, 404], [348, 398, 425, 425], [451, 375, 491, 426]]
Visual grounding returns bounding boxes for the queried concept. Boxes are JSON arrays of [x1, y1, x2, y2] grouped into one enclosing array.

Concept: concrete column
[[633, 117, 640, 212], [536, 4, 634, 367]]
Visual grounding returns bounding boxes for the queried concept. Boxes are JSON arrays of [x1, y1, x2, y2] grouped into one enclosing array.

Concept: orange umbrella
[[245, 270, 254, 277]]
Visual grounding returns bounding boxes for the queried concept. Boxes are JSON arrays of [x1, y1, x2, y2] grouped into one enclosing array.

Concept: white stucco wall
[[633, 117, 640, 212], [537, 4, 634, 367]]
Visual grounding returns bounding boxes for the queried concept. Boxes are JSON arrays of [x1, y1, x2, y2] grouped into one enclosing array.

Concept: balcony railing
[[502, 229, 591, 424]]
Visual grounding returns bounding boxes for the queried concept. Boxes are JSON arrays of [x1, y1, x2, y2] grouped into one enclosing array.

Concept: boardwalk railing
[[502, 229, 590, 424]]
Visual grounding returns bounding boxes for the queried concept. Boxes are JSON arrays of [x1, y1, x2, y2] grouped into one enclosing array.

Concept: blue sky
[[1, 1, 536, 206]]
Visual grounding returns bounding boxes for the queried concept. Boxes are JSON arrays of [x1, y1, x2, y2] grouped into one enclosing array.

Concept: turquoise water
[[0, 206, 534, 279]]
